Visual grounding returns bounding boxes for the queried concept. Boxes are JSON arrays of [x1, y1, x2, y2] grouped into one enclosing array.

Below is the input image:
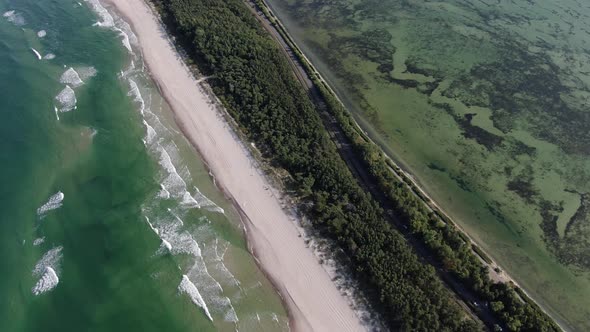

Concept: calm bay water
[[265, 0, 590, 330], [0, 0, 287, 331]]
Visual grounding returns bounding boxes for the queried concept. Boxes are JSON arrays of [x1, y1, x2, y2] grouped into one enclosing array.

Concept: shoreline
[[101, 0, 365, 331], [249, 0, 568, 330]]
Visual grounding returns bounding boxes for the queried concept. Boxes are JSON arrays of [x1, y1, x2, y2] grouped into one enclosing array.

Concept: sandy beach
[[102, 0, 365, 330]]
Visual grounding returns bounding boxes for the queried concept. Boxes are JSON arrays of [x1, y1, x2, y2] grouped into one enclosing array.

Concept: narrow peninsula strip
[[150, 0, 559, 331]]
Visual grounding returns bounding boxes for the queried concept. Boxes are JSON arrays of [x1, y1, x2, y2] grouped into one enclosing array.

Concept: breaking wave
[[55, 85, 77, 112], [178, 275, 213, 321], [85, 0, 137, 53], [33, 246, 63, 275], [32, 267, 59, 295], [37, 30, 46, 38], [37, 191, 64, 216], [84, 0, 114, 27], [3, 10, 25, 26], [33, 237, 45, 246], [103, 5, 255, 325], [60, 68, 83, 86], [60, 68, 84, 87], [77, 66, 97, 81], [132, 72, 238, 322], [31, 48, 42, 60], [32, 247, 63, 295], [127, 79, 145, 114]]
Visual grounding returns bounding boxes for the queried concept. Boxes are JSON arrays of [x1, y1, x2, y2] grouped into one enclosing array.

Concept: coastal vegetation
[[152, 0, 559, 330], [152, 0, 478, 330]]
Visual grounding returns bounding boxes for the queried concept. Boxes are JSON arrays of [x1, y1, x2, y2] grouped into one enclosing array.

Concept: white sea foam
[[85, 0, 137, 53], [33, 247, 63, 275], [77, 66, 97, 81], [159, 218, 201, 257], [31, 48, 42, 60], [178, 275, 213, 321], [113, 17, 138, 53], [37, 30, 46, 38], [225, 309, 239, 323], [60, 68, 84, 87], [180, 191, 200, 208], [158, 146, 188, 198], [43, 53, 55, 60], [32, 266, 59, 295], [3, 10, 25, 26], [37, 191, 64, 216], [186, 258, 239, 323], [144, 120, 157, 146], [119, 29, 237, 324], [85, 0, 114, 27], [33, 237, 45, 246], [210, 239, 240, 287], [157, 183, 170, 199], [154, 143, 223, 214], [54, 106, 60, 120], [116, 26, 134, 53], [31, 248, 63, 295], [55, 85, 77, 112], [128, 79, 145, 114], [145, 217, 159, 235], [161, 239, 172, 252], [193, 186, 224, 214]]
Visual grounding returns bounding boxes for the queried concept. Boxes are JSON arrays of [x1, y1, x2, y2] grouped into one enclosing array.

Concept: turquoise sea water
[[0, 0, 287, 331]]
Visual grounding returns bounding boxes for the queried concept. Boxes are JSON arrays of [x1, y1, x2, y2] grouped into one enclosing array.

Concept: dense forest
[[151, 0, 560, 330]]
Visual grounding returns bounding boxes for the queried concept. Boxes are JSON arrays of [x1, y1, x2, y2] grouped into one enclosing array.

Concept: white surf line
[[212, 238, 241, 288], [32, 246, 63, 295], [60, 68, 84, 87], [187, 258, 239, 324], [161, 238, 172, 252], [178, 274, 214, 321], [85, 0, 137, 54], [104, 0, 365, 330], [3, 10, 24, 25], [55, 85, 77, 112], [31, 48, 42, 60], [32, 267, 59, 295], [37, 191, 64, 216], [192, 186, 224, 214], [33, 237, 45, 246]]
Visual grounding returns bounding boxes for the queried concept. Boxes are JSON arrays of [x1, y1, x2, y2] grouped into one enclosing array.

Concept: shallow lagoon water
[[0, 0, 287, 330], [265, 0, 590, 329]]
